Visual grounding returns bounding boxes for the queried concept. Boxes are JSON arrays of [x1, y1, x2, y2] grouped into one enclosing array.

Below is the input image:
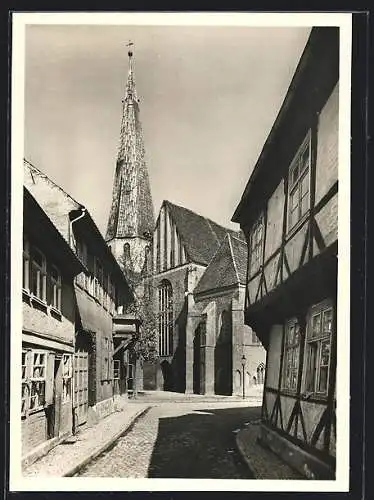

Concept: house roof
[[164, 200, 243, 266], [23, 159, 134, 298], [24, 186, 85, 277], [194, 233, 247, 295]]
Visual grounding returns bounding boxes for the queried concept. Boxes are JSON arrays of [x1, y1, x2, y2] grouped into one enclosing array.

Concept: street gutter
[[64, 406, 151, 477]]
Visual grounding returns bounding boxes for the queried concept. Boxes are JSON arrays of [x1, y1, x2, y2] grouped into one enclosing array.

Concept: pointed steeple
[[106, 44, 154, 243]]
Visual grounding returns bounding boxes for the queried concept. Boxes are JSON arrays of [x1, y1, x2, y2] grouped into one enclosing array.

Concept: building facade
[[150, 200, 266, 394], [232, 27, 339, 479], [22, 187, 84, 461], [24, 159, 137, 432]]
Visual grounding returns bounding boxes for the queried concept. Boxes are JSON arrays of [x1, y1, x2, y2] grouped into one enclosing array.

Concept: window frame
[[29, 350, 47, 412], [23, 236, 30, 291], [158, 280, 173, 357], [249, 214, 265, 275], [282, 318, 301, 393], [287, 132, 311, 232], [303, 301, 333, 397], [21, 350, 29, 417], [30, 246, 47, 302], [47, 262, 62, 311], [113, 359, 120, 380], [62, 353, 73, 403]]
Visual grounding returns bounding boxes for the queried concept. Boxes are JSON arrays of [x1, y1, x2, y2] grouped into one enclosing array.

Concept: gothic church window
[[257, 363, 265, 384], [158, 280, 173, 357]]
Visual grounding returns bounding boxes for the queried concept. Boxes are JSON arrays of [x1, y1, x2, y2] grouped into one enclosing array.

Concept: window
[[249, 215, 264, 273], [21, 351, 28, 416], [288, 134, 311, 230], [95, 258, 103, 302], [257, 363, 265, 384], [76, 239, 88, 289], [158, 280, 173, 356], [113, 360, 120, 380], [23, 236, 30, 290], [30, 247, 47, 301], [29, 351, 46, 411], [304, 303, 333, 396], [62, 354, 72, 402], [102, 337, 112, 381], [282, 319, 300, 392], [197, 317, 207, 347], [47, 263, 62, 310]]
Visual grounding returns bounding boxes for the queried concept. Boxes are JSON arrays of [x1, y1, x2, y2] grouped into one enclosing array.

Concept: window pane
[[31, 248, 44, 267], [290, 189, 299, 212], [291, 164, 299, 186], [300, 147, 310, 173], [318, 366, 328, 393], [50, 266, 59, 282], [307, 343, 317, 392], [311, 314, 321, 337], [323, 309, 333, 334], [30, 265, 39, 295], [320, 339, 331, 366], [301, 172, 309, 197], [301, 192, 309, 217]]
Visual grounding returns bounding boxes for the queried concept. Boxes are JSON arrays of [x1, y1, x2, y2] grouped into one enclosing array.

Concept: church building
[[105, 47, 266, 396]]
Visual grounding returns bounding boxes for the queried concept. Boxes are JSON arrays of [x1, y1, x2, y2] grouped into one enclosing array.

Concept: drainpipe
[[69, 207, 86, 249], [69, 206, 86, 434]]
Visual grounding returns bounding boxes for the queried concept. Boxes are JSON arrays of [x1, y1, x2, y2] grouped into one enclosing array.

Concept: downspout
[[69, 206, 87, 250], [69, 206, 86, 435]]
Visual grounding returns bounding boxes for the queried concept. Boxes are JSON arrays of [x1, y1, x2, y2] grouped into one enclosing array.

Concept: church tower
[[106, 45, 154, 293]]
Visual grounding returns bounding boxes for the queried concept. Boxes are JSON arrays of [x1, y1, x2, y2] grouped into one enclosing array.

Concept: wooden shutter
[[44, 351, 55, 406]]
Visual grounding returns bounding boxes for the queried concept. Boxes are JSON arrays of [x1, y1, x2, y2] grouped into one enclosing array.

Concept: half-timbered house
[[24, 159, 137, 430], [22, 187, 84, 465], [232, 27, 339, 479]]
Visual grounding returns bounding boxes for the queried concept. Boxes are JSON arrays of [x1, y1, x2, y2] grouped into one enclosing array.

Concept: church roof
[[164, 200, 244, 266], [106, 48, 154, 241], [194, 233, 248, 295]]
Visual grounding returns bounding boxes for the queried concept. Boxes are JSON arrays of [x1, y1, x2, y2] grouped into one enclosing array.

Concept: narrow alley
[[77, 400, 261, 478]]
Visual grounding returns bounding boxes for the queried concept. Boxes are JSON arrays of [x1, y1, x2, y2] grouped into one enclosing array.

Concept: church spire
[[106, 43, 154, 247]]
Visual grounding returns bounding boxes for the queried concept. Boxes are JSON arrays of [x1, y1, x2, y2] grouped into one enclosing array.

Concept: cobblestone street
[[77, 401, 261, 478]]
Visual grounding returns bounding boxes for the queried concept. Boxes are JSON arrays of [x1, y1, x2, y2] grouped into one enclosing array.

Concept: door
[[74, 351, 88, 427]]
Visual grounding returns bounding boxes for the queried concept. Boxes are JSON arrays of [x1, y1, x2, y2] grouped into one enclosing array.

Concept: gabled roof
[[23, 159, 134, 298], [24, 186, 85, 277], [194, 233, 247, 295], [164, 200, 243, 266]]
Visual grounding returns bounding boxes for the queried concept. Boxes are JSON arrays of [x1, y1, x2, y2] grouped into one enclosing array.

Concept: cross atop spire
[[127, 40, 134, 70]]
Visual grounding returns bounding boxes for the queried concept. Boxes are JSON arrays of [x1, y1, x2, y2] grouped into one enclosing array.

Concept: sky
[[24, 23, 311, 235]]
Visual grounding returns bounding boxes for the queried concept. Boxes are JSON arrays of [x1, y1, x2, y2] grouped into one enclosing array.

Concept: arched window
[[123, 243, 130, 259], [257, 362, 265, 384], [235, 370, 242, 390], [158, 280, 173, 356]]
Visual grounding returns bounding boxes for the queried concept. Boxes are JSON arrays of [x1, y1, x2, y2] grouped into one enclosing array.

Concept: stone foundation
[[258, 424, 335, 480]]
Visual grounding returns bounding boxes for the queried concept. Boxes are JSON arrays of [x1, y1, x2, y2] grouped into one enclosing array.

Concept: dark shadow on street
[[147, 405, 261, 478]]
